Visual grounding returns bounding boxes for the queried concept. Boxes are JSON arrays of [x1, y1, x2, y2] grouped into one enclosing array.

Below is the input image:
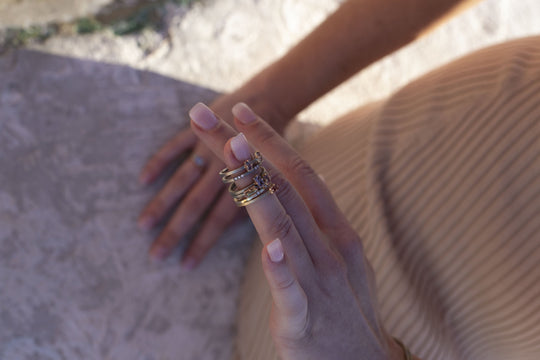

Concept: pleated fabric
[[234, 36, 540, 360]]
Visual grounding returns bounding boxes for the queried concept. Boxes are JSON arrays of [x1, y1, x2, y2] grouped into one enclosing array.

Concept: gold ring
[[228, 168, 271, 197], [219, 151, 263, 183], [228, 166, 277, 207], [233, 183, 278, 207]]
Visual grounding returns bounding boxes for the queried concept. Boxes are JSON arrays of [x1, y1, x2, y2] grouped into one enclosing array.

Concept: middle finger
[[138, 155, 203, 230]]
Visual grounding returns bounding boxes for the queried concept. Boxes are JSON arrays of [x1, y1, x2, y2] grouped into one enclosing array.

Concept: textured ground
[[1, 0, 539, 359]]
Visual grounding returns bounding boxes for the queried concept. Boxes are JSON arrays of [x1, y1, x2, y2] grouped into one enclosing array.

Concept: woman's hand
[[137, 93, 258, 269], [189, 102, 407, 360]]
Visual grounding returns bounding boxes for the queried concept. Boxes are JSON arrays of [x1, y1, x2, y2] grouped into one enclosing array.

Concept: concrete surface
[[1, 0, 540, 359]]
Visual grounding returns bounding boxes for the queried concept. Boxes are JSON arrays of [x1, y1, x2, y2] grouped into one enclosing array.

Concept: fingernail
[[138, 216, 154, 230], [149, 246, 167, 262], [189, 102, 218, 130], [181, 257, 197, 271], [230, 133, 251, 161], [232, 102, 257, 124], [267, 238, 284, 263]]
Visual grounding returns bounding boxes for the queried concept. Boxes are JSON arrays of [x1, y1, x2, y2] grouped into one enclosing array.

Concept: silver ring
[[191, 154, 206, 169]]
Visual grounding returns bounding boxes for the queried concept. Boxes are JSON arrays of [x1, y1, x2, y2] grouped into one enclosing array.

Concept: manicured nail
[[232, 102, 257, 124], [267, 238, 284, 263], [138, 216, 154, 230], [189, 102, 218, 130], [230, 133, 251, 161], [182, 257, 197, 271]]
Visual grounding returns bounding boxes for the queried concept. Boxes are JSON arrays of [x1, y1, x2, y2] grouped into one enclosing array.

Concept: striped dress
[[234, 36, 540, 360]]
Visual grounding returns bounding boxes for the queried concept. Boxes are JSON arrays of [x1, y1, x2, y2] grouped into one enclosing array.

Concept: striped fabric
[[234, 36, 540, 360]]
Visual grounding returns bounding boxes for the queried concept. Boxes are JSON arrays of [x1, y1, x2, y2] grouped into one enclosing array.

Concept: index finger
[[189, 103, 318, 281], [232, 103, 347, 233]]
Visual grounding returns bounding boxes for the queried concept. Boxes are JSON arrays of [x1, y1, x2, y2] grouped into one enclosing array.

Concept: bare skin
[[188, 102, 422, 360], [138, 0, 483, 269]]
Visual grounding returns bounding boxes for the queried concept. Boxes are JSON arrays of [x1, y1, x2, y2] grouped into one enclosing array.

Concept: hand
[[189, 102, 407, 360], [138, 95, 249, 269]]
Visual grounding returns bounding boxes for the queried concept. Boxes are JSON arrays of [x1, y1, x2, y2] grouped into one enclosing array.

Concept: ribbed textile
[[234, 36, 540, 360]]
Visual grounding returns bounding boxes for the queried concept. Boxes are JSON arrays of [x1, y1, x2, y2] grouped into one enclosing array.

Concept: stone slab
[[0, 0, 113, 28], [0, 49, 253, 360]]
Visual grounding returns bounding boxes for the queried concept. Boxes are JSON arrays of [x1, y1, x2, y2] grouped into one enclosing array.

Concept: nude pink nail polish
[[267, 238, 284, 263], [189, 102, 218, 130], [232, 103, 257, 124], [230, 133, 251, 161]]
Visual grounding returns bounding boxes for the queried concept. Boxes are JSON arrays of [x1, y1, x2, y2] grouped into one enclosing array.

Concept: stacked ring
[[219, 151, 263, 183], [219, 151, 277, 207]]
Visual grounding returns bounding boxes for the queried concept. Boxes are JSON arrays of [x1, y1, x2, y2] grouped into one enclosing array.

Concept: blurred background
[[2, 0, 540, 126], [0, 1, 539, 359]]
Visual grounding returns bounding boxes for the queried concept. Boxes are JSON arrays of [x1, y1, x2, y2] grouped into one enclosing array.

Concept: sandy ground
[[1, 1, 539, 359]]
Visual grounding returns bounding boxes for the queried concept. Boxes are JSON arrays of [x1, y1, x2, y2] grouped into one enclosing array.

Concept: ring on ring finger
[[191, 153, 207, 170]]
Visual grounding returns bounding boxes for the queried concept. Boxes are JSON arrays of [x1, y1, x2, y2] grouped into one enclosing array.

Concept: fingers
[[138, 146, 207, 230], [189, 102, 238, 162], [189, 103, 318, 279], [190, 103, 323, 245], [148, 162, 223, 260], [139, 129, 198, 185], [181, 190, 241, 269], [232, 103, 346, 233], [262, 239, 309, 339], [190, 103, 335, 272]]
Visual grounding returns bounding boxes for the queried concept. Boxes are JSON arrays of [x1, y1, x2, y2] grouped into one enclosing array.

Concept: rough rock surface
[[1, 0, 540, 359], [0, 0, 113, 28], [0, 50, 252, 360], [30, 0, 540, 126]]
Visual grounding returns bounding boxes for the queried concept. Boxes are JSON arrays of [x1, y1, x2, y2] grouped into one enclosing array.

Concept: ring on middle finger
[[228, 166, 278, 207], [219, 151, 263, 183], [228, 168, 271, 197]]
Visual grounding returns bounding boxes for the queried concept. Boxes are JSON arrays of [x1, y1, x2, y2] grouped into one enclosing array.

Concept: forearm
[[241, 0, 483, 131]]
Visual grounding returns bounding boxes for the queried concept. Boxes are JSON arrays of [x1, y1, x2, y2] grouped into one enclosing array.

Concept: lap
[[234, 36, 540, 360]]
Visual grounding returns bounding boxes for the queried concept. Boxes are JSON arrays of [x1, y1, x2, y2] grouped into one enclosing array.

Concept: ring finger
[[138, 146, 207, 230]]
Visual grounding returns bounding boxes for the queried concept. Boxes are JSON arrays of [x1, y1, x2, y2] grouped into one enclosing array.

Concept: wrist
[[234, 73, 293, 134]]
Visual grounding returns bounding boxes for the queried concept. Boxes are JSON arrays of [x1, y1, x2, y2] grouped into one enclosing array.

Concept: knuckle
[[274, 276, 296, 292], [253, 122, 277, 148], [146, 197, 166, 217], [172, 168, 191, 184], [272, 173, 297, 203], [207, 213, 230, 229], [183, 196, 206, 214], [160, 229, 182, 248], [268, 213, 295, 242], [287, 155, 316, 179], [188, 241, 213, 261]]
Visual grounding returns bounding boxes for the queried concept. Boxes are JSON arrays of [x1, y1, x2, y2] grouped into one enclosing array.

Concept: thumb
[[262, 238, 309, 339]]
